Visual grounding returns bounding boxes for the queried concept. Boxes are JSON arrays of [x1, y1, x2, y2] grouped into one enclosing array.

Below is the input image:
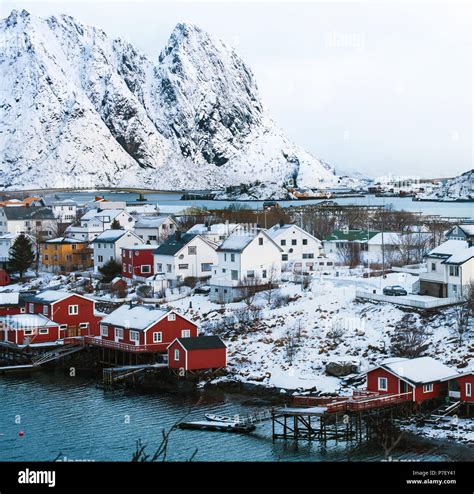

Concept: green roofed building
[[322, 228, 379, 266]]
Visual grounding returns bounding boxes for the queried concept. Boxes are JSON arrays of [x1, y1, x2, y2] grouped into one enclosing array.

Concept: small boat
[[204, 413, 239, 423], [177, 420, 255, 434]]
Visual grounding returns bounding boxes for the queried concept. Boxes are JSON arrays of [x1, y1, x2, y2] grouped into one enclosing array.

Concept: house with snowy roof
[[40, 237, 93, 273], [445, 224, 474, 244], [65, 208, 135, 242], [0, 207, 57, 238], [153, 232, 218, 284], [0, 232, 35, 264], [93, 304, 198, 353], [133, 215, 178, 245], [186, 222, 240, 244], [266, 222, 322, 272], [366, 356, 456, 404], [418, 240, 474, 298], [209, 227, 283, 303], [92, 230, 143, 273], [1, 313, 63, 346], [442, 366, 474, 409], [22, 290, 102, 337]]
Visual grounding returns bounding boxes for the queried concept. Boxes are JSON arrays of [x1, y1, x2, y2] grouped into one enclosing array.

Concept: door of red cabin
[[67, 325, 79, 337], [400, 380, 409, 395]]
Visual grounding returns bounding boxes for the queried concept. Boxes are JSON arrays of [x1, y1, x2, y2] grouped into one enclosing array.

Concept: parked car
[[383, 285, 408, 296]]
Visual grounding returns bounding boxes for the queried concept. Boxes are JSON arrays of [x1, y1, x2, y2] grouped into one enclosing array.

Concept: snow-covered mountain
[[417, 169, 474, 201], [0, 9, 340, 195]]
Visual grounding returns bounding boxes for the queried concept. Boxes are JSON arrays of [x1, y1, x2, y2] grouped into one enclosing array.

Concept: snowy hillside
[[417, 169, 474, 201], [0, 10, 339, 195]]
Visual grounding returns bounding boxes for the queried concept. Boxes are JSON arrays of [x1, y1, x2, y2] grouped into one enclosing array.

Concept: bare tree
[[238, 275, 261, 307], [453, 281, 474, 344], [390, 316, 430, 358], [338, 242, 361, 268]]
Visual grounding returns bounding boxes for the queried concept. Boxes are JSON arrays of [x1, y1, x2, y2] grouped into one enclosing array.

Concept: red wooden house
[[22, 290, 102, 337], [167, 336, 227, 371], [0, 293, 22, 316], [92, 304, 198, 352], [121, 246, 156, 279], [1, 314, 63, 346], [442, 368, 474, 403], [366, 357, 455, 403], [0, 269, 11, 286]]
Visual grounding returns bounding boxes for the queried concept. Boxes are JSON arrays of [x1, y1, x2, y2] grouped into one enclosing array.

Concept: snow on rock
[[0, 10, 339, 196], [416, 169, 474, 201]]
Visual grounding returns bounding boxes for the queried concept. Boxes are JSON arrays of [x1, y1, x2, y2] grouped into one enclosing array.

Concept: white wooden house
[[209, 228, 283, 303], [153, 233, 218, 283], [186, 222, 240, 244], [266, 223, 322, 272], [92, 229, 143, 273], [134, 216, 178, 245], [418, 240, 474, 298]]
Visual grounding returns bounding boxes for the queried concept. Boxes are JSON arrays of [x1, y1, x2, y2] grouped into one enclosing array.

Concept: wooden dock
[[0, 364, 39, 374]]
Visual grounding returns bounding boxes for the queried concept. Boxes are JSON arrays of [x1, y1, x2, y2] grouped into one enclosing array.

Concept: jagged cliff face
[[0, 10, 338, 193]]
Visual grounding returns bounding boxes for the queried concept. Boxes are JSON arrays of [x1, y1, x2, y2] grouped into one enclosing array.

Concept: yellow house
[[41, 237, 93, 273]]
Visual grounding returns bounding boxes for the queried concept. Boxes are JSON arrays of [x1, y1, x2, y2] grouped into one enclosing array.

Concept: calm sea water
[[52, 191, 474, 219], [0, 372, 471, 462]]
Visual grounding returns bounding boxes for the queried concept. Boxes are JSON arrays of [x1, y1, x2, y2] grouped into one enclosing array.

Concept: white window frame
[[167, 313, 176, 321], [115, 327, 124, 340], [24, 329, 34, 336], [174, 348, 180, 361], [39, 328, 49, 335], [100, 325, 108, 337], [29, 303, 34, 314], [423, 383, 433, 393], [68, 304, 79, 315], [79, 322, 89, 329], [181, 330, 191, 338], [466, 382, 472, 397], [378, 377, 388, 391], [141, 265, 151, 274], [130, 330, 140, 342], [42, 305, 48, 316], [153, 332, 162, 343]]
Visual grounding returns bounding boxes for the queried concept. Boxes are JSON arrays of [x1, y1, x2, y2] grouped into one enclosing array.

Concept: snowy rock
[[325, 360, 359, 377], [0, 10, 340, 196]]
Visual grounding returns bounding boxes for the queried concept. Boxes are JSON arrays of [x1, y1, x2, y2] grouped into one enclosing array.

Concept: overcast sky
[[1, 0, 472, 179]]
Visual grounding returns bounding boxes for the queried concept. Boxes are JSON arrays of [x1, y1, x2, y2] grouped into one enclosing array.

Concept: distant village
[[0, 192, 472, 435]]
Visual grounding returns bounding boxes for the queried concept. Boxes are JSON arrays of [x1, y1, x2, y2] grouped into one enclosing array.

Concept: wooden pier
[[271, 391, 414, 443]]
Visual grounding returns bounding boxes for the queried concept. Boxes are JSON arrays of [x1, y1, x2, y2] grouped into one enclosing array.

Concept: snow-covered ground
[[165, 272, 472, 393], [399, 418, 474, 444]]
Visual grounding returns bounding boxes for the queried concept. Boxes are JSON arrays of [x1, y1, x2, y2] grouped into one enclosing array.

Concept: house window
[[168, 313, 176, 321], [302, 253, 314, 259], [166, 264, 172, 273], [174, 349, 180, 361], [230, 254, 235, 262], [98, 255, 103, 263], [231, 270, 238, 281], [201, 263, 212, 272], [39, 328, 49, 335], [178, 264, 189, 270], [246, 270, 255, 278], [153, 332, 162, 343], [423, 383, 433, 393], [24, 329, 34, 336], [378, 377, 388, 391], [282, 254, 288, 261], [68, 305, 79, 315], [44, 254, 49, 261], [130, 330, 139, 342], [449, 265, 460, 277], [100, 325, 108, 337], [302, 239, 308, 245], [59, 324, 67, 330], [157, 263, 163, 272], [181, 329, 191, 338], [258, 238, 263, 246], [431, 263, 436, 271], [466, 382, 472, 397], [79, 323, 89, 329], [281, 240, 286, 246], [188, 246, 197, 255], [262, 270, 267, 279], [291, 239, 297, 245], [43, 305, 48, 316], [115, 327, 123, 339], [29, 303, 34, 314], [141, 265, 151, 273]]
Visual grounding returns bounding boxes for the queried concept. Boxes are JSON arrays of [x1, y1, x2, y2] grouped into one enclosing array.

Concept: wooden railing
[[326, 392, 413, 413], [84, 336, 166, 353]]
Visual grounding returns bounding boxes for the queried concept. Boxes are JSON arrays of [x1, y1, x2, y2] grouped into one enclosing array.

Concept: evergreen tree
[[98, 259, 122, 283], [110, 219, 121, 229], [9, 234, 35, 281]]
